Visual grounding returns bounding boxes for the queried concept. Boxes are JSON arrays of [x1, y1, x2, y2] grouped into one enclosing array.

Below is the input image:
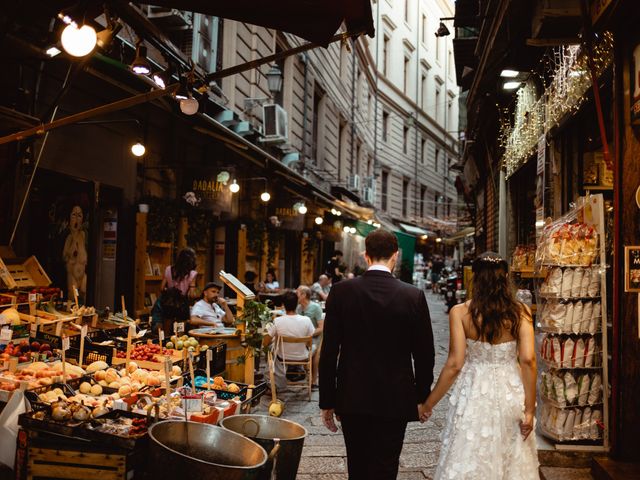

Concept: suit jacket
[[319, 269, 435, 421]]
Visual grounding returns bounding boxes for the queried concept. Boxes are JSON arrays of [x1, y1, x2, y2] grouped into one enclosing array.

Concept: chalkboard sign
[[624, 246, 640, 292]]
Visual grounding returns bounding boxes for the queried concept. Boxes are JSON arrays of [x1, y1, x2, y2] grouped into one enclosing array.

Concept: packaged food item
[[580, 267, 591, 297], [588, 268, 601, 297], [564, 372, 578, 405], [551, 337, 562, 365], [584, 337, 596, 367], [573, 339, 586, 368], [548, 303, 567, 329], [572, 301, 584, 334], [588, 373, 602, 405], [571, 267, 584, 297], [580, 407, 593, 439], [580, 226, 598, 265], [572, 409, 583, 439], [590, 409, 602, 439], [542, 268, 563, 295], [563, 302, 575, 332], [582, 302, 593, 332], [564, 410, 576, 438], [552, 374, 566, 406], [577, 374, 591, 406], [589, 302, 601, 334], [561, 268, 574, 297], [554, 408, 569, 435], [560, 225, 579, 265], [562, 338, 575, 368], [540, 372, 551, 398]]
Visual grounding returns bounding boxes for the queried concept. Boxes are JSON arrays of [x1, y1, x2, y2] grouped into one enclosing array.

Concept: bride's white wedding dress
[[434, 339, 539, 479]]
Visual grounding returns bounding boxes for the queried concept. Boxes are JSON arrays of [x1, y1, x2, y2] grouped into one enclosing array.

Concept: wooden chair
[[277, 335, 313, 400]]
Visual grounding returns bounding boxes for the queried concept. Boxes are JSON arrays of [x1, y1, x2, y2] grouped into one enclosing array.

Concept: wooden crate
[[27, 447, 127, 480], [0, 256, 51, 289]]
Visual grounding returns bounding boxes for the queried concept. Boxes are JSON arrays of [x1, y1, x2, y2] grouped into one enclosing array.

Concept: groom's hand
[[322, 409, 340, 432]]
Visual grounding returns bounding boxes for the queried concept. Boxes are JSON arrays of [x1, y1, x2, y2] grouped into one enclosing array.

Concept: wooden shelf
[[148, 241, 172, 249], [145, 275, 163, 281], [583, 185, 613, 191]]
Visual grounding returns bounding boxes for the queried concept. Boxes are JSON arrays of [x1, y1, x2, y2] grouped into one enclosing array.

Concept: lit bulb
[[260, 191, 271, 202], [349, 227, 357, 234], [61, 23, 97, 57], [229, 180, 240, 193], [343, 226, 350, 233], [180, 96, 199, 115], [298, 204, 307, 214], [314, 216, 323, 225], [335, 210, 342, 216], [46, 46, 61, 57], [131, 142, 146, 157]]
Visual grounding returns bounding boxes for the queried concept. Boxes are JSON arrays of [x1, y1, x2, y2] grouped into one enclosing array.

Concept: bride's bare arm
[[517, 305, 536, 439], [423, 305, 467, 412]]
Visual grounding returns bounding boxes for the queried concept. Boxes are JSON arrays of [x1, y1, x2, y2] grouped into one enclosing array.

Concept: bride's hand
[[520, 411, 534, 440], [418, 402, 433, 423]]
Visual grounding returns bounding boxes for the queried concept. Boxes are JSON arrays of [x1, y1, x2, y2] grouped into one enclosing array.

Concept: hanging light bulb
[[298, 204, 307, 214], [131, 43, 151, 75], [60, 23, 97, 57], [131, 142, 146, 157], [229, 179, 240, 193], [343, 226, 350, 233], [260, 191, 271, 202], [314, 216, 323, 225], [180, 95, 199, 115], [349, 227, 357, 234]]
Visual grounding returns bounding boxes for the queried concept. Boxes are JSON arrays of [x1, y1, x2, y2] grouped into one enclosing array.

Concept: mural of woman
[[62, 205, 88, 300]]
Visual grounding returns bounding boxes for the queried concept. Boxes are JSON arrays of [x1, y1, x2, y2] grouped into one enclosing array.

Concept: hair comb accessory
[[478, 256, 503, 263]]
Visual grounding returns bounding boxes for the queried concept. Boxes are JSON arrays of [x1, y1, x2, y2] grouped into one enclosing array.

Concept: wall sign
[[624, 246, 640, 292], [182, 169, 233, 213]]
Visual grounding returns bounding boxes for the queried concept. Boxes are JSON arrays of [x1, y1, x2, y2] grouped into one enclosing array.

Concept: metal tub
[[148, 420, 268, 480], [221, 414, 307, 480]]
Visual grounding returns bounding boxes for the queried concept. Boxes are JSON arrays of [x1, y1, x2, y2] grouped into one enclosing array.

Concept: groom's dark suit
[[319, 269, 435, 480]]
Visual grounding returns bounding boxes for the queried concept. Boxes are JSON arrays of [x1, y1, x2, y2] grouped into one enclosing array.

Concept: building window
[[434, 191, 440, 216], [435, 147, 440, 172], [448, 50, 454, 78], [447, 98, 453, 131], [421, 14, 427, 44], [383, 35, 390, 76], [402, 179, 409, 217], [421, 137, 426, 163], [381, 170, 389, 211], [382, 111, 389, 142], [447, 197, 451, 217], [312, 88, 324, 164], [403, 126, 409, 154], [420, 185, 426, 218], [355, 141, 361, 176], [338, 120, 347, 180], [436, 36, 441, 62], [340, 42, 350, 82], [421, 74, 427, 109], [435, 87, 441, 122], [367, 92, 372, 121], [403, 56, 410, 94], [404, 0, 409, 23]]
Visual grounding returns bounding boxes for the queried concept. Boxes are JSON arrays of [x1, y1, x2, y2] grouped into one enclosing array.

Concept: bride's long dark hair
[[469, 251, 527, 343]]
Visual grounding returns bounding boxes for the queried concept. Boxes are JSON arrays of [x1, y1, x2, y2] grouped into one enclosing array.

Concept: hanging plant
[[235, 299, 271, 365], [303, 230, 322, 263], [183, 208, 210, 249], [266, 227, 283, 269], [245, 219, 267, 262], [140, 196, 180, 243]]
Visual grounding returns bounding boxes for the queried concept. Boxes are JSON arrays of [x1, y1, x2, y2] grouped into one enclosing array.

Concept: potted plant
[[236, 299, 271, 370]]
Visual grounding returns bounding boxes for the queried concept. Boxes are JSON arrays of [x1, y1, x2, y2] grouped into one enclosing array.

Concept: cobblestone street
[[257, 291, 450, 479]]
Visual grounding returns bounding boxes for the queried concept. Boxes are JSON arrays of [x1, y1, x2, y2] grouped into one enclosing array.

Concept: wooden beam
[[526, 37, 581, 47]]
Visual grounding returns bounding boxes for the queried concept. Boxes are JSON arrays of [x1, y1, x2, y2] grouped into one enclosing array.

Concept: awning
[[444, 227, 475, 243], [398, 223, 436, 237], [145, 0, 375, 46]]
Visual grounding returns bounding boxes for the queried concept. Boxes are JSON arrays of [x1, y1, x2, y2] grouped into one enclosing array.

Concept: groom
[[319, 229, 435, 480]]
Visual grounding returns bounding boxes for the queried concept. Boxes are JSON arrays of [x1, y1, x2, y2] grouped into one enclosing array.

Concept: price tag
[[73, 287, 79, 298], [188, 351, 194, 363], [113, 399, 127, 411], [164, 357, 172, 377], [158, 329, 165, 343], [128, 323, 136, 338], [28, 293, 37, 303], [174, 322, 185, 334], [206, 349, 212, 362], [30, 323, 38, 338], [81, 325, 88, 338], [0, 327, 12, 343], [61, 336, 70, 351]]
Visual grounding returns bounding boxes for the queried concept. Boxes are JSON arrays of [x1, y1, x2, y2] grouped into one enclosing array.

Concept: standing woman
[[421, 251, 539, 479], [153, 248, 198, 333]]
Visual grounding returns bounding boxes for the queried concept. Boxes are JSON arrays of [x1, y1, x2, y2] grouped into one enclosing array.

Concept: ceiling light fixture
[[60, 22, 97, 57], [179, 96, 199, 115], [349, 227, 357, 234], [131, 42, 151, 75], [260, 191, 271, 202], [500, 69, 520, 78], [315, 216, 324, 225], [229, 179, 240, 193], [343, 226, 350, 233], [130, 142, 146, 157], [503, 81, 522, 90]]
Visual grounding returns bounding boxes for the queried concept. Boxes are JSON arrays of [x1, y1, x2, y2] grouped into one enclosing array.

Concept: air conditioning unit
[[262, 104, 288, 144], [364, 175, 376, 190], [363, 186, 376, 204], [347, 174, 361, 192]]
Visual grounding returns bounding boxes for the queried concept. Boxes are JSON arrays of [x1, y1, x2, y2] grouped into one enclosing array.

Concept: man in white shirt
[[263, 290, 315, 389], [190, 282, 235, 328]]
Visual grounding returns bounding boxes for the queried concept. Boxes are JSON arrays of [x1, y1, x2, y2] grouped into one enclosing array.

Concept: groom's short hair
[[365, 229, 398, 261]]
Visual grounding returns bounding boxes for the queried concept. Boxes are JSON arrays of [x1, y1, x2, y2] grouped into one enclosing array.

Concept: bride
[[421, 252, 539, 479]]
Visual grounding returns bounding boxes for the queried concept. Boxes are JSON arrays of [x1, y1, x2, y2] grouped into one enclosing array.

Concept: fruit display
[[0, 340, 53, 363], [88, 361, 180, 394], [114, 342, 174, 361], [29, 287, 61, 301], [0, 307, 21, 325], [0, 361, 85, 389], [166, 335, 209, 353], [0, 295, 15, 306], [70, 305, 96, 317]]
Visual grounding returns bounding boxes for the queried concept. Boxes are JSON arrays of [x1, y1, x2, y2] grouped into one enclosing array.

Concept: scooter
[[445, 271, 465, 312]]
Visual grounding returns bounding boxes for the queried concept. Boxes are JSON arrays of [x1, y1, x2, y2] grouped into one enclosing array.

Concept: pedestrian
[[325, 250, 344, 283], [420, 251, 538, 479], [319, 229, 435, 480]]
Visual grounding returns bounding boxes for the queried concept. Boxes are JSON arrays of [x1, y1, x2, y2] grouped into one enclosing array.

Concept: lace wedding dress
[[434, 339, 539, 479]]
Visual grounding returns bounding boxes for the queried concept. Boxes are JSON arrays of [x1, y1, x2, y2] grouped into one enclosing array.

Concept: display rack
[[534, 194, 609, 452]]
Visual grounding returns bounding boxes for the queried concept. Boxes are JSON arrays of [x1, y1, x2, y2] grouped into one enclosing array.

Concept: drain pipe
[[350, 38, 357, 177], [300, 52, 309, 174]]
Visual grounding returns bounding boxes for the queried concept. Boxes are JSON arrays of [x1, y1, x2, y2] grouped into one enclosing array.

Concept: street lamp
[[244, 64, 284, 111], [435, 21, 450, 37], [60, 22, 97, 57]]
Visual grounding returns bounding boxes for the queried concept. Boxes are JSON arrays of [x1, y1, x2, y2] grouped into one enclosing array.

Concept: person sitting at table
[[310, 274, 331, 301], [296, 285, 324, 388], [244, 270, 258, 294], [189, 282, 235, 328], [263, 290, 315, 390], [259, 269, 280, 293]]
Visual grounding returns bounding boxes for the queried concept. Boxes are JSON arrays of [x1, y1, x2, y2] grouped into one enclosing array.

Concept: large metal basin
[[221, 414, 307, 480], [148, 420, 268, 480]]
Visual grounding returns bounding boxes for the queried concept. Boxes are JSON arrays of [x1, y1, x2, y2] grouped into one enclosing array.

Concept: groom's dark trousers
[[319, 270, 435, 480]]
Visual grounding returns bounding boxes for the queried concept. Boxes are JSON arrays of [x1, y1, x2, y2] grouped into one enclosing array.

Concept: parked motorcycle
[[445, 270, 466, 312]]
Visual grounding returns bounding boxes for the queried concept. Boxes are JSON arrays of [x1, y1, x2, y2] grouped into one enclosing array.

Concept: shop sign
[[624, 246, 640, 292], [271, 206, 304, 231], [631, 44, 640, 125], [182, 169, 233, 212]]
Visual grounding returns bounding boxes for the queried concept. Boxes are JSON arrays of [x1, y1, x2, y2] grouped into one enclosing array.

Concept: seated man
[[263, 290, 315, 390], [189, 282, 235, 328], [310, 274, 331, 301], [296, 285, 324, 388]]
